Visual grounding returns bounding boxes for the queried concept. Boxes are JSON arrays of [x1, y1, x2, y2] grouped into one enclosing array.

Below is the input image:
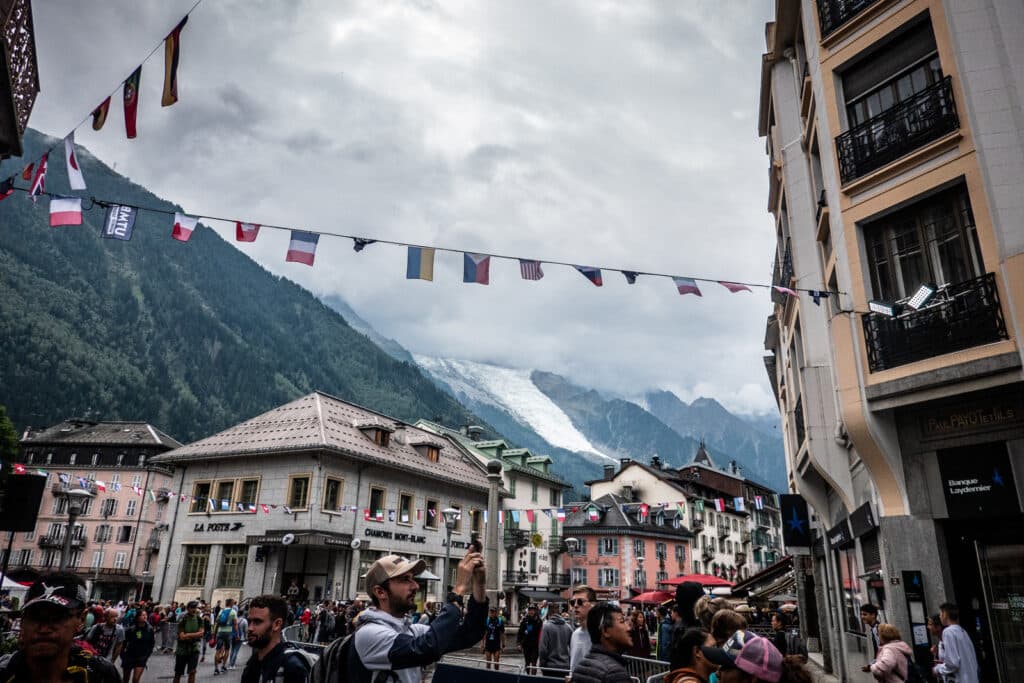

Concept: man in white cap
[[353, 549, 488, 682]]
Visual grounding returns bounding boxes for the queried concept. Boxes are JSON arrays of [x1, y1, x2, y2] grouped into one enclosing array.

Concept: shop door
[[977, 543, 1024, 682]]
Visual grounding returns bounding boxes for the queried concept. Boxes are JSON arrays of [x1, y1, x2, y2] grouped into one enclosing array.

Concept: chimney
[[467, 425, 484, 441], [650, 454, 662, 469], [603, 464, 615, 480]]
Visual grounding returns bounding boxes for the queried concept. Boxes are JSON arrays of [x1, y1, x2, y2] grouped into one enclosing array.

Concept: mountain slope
[[0, 129, 481, 442]]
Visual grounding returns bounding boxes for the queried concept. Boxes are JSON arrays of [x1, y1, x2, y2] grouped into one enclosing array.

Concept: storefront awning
[[518, 589, 565, 602], [245, 530, 353, 548]]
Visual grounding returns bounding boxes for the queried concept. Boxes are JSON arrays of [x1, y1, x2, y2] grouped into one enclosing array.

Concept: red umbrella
[[659, 573, 734, 587], [622, 590, 674, 604]]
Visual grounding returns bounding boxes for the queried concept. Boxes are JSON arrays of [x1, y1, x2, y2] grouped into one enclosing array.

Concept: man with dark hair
[[121, 609, 156, 683], [174, 600, 204, 683], [517, 603, 543, 674], [933, 603, 979, 683], [859, 603, 881, 672], [572, 602, 633, 683], [242, 594, 310, 683], [569, 584, 598, 673], [0, 572, 120, 682], [214, 596, 238, 675]]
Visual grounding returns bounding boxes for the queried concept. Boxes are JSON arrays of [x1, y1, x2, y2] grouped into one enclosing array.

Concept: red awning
[[622, 590, 674, 604], [659, 573, 734, 587]]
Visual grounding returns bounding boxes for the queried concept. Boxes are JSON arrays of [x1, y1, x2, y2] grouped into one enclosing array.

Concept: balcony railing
[[549, 573, 571, 587], [701, 549, 714, 562], [717, 525, 730, 539], [38, 535, 86, 549], [836, 76, 958, 184], [794, 396, 806, 448], [735, 552, 747, 565], [52, 482, 98, 496], [862, 273, 1008, 372], [502, 570, 533, 585], [548, 535, 566, 554], [691, 517, 705, 532], [771, 242, 794, 305], [817, 0, 883, 37], [503, 529, 529, 550]]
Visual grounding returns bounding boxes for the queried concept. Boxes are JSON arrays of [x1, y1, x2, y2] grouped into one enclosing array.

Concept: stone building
[[149, 392, 497, 608], [7, 419, 179, 601], [759, 0, 1024, 678]]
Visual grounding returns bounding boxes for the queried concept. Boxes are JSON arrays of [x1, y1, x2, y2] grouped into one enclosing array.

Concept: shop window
[[398, 493, 413, 525], [424, 498, 439, 529], [219, 545, 248, 587], [837, 545, 864, 633], [181, 545, 210, 587], [288, 475, 311, 511], [323, 477, 344, 513]]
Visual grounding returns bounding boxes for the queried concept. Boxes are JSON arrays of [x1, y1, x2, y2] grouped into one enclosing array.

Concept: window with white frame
[[113, 551, 127, 569], [598, 568, 619, 587], [633, 569, 645, 587], [634, 539, 644, 557], [570, 567, 587, 585], [91, 551, 104, 568], [130, 474, 142, 488], [655, 543, 667, 560], [126, 500, 137, 517], [599, 538, 618, 556]]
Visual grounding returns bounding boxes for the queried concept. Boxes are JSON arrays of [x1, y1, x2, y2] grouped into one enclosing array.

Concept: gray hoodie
[[354, 597, 488, 683], [539, 615, 574, 670]]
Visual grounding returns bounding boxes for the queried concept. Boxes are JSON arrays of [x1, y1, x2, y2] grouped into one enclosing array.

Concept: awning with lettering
[[245, 530, 354, 548]]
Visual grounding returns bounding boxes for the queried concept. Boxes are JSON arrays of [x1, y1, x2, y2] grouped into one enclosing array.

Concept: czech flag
[[172, 213, 199, 241], [49, 196, 83, 227], [673, 277, 702, 296], [406, 246, 435, 281], [236, 221, 260, 242], [575, 265, 602, 287], [463, 252, 490, 285], [286, 231, 319, 266]]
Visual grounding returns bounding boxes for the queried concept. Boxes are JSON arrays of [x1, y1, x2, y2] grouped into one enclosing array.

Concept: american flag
[[519, 259, 544, 280]]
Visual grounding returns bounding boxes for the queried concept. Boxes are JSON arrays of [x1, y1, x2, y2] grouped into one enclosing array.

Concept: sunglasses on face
[[569, 599, 591, 607]]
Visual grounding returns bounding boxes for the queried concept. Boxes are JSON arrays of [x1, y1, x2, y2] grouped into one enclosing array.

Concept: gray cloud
[[28, 0, 778, 416]]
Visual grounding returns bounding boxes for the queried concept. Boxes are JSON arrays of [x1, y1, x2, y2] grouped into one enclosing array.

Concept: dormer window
[[356, 420, 395, 447], [410, 442, 441, 462]]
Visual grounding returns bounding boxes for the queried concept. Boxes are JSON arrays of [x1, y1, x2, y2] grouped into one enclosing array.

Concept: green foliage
[[0, 130, 482, 442], [0, 405, 17, 463]]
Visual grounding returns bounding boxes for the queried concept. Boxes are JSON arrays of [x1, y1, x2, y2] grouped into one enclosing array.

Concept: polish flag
[[286, 231, 319, 266], [236, 221, 260, 242], [50, 196, 83, 226], [172, 212, 199, 242], [96, 481, 107, 492]]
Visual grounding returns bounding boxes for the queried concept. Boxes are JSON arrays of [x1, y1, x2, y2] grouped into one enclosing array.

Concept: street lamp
[[59, 489, 95, 571], [564, 537, 579, 587], [441, 507, 461, 597], [636, 556, 645, 592]]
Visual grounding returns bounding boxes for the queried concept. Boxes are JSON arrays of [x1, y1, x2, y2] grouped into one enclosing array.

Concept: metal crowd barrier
[[441, 654, 525, 673], [623, 654, 669, 683]]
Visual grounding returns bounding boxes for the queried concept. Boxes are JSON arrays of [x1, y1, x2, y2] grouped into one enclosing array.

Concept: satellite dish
[[282, 533, 296, 546], [350, 538, 362, 550]]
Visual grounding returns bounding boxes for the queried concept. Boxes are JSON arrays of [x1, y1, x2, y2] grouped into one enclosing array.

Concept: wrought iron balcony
[[547, 535, 566, 554], [771, 243, 794, 306], [735, 552, 747, 565], [549, 573, 571, 587], [0, 0, 40, 158], [691, 517, 705, 532], [52, 482, 98, 496], [836, 76, 958, 184], [862, 273, 1008, 372], [38, 535, 86, 549], [502, 570, 532, 585], [155, 488, 171, 503], [718, 525, 730, 539], [817, 0, 883, 37], [146, 537, 161, 552], [701, 549, 714, 562], [503, 528, 530, 551]]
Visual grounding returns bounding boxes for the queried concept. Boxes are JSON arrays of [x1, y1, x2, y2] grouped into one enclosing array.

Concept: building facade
[[759, 0, 1024, 679], [417, 421, 571, 621], [6, 420, 180, 601], [150, 392, 497, 609], [562, 492, 693, 601]]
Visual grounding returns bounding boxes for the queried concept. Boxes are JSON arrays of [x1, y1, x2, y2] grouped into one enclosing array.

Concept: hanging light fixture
[[906, 283, 938, 310]]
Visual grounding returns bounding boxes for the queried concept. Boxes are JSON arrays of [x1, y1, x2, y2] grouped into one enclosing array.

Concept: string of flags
[[3, 463, 775, 522], [0, 0, 839, 304]]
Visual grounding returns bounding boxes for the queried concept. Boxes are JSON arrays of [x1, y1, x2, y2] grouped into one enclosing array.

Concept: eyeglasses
[[569, 598, 592, 607]]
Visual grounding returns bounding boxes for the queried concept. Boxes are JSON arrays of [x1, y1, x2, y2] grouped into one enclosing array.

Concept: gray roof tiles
[[22, 420, 181, 449]]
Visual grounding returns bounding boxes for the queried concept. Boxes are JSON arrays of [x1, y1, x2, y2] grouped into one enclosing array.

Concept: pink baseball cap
[[735, 635, 784, 683]]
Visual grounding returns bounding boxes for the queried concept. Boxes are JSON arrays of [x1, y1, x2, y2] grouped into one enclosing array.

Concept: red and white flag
[[235, 221, 260, 242], [172, 212, 199, 242], [64, 133, 87, 190], [13, 463, 26, 474], [261, 504, 270, 514], [96, 480, 107, 492], [29, 153, 47, 202], [718, 281, 752, 294], [286, 231, 319, 266], [773, 285, 798, 297], [519, 259, 544, 280], [133, 485, 143, 496], [50, 196, 83, 227], [714, 498, 726, 512]]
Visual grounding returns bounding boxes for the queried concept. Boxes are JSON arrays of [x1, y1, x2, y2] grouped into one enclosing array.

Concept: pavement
[[140, 644, 251, 681]]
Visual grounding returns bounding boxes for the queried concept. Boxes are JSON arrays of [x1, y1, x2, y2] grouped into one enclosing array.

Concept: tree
[[0, 404, 17, 464]]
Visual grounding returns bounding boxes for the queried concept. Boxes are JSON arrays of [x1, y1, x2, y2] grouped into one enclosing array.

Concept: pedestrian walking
[[229, 612, 249, 670], [518, 603, 544, 674], [627, 609, 652, 658], [539, 606, 574, 676], [87, 608, 127, 662], [121, 610, 156, 683], [569, 585, 598, 673], [869, 623, 914, 682], [932, 603, 979, 683], [572, 602, 634, 683], [213, 597, 238, 675], [860, 603, 882, 673], [481, 605, 506, 670], [173, 601, 204, 683]]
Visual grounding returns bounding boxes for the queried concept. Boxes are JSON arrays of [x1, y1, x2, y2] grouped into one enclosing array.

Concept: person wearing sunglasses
[[569, 585, 598, 673]]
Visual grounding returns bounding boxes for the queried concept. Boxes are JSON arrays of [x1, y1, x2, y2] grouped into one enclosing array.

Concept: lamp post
[[564, 537, 579, 587], [441, 507, 461, 597], [59, 489, 95, 571]]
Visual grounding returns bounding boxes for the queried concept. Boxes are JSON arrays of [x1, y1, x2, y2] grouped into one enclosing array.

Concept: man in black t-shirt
[[242, 595, 310, 683]]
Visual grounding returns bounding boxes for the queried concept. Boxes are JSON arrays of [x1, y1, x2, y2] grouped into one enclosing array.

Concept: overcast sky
[[29, 0, 781, 415]]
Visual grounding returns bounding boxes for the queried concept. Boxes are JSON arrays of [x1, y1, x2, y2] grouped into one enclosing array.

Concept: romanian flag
[[575, 266, 603, 287], [91, 96, 111, 131], [286, 231, 319, 266], [406, 246, 435, 281], [172, 213, 199, 242], [49, 196, 83, 227], [162, 16, 188, 106], [673, 277, 702, 296], [123, 66, 142, 139], [463, 252, 490, 285], [236, 221, 260, 242]]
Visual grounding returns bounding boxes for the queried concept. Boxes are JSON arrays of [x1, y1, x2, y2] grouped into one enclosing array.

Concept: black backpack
[[309, 633, 397, 683], [784, 629, 808, 659], [898, 652, 926, 683]]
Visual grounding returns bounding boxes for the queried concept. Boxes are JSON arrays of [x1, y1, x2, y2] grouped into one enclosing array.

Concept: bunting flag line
[[261, 504, 270, 514], [463, 252, 491, 285], [286, 231, 319, 266], [235, 221, 260, 242], [21, 162, 33, 181], [96, 480, 107, 492], [510, 510, 520, 524], [49, 196, 83, 227], [91, 96, 111, 131], [714, 498, 726, 512], [587, 507, 600, 522], [64, 133, 87, 190], [162, 16, 188, 106], [734, 496, 745, 512], [525, 509, 535, 523], [694, 499, 704, 513], [773, 285, 798, 297], [575, 266, 603, 287], [353, 238, 376, 252], [29, 153, 47, 201], [283, 505, 293, 514], [754, 495, 764, 510], [718, 281, 752, 294], [123, 66, 142, 139], [172, 212, 199, 242], [519, 259, 544, 280], [0, 177, 13, 201], [13, 464, 25, 475], [622, 271, 638, 285], [406, 246, 435, 281], [102, 204, 138, 241], [556, 508, 565, 522], [674, 277, 702, 296]]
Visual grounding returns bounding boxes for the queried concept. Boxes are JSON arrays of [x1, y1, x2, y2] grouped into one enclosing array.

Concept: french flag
[[673, 277, 702, 296], [575, 265, 603, 287], [236, 221, 260, 242], [49, 196, 83, 226], [286, 231, 319, 266], [172, 212, 199, 241], [463, 252, 491, 285]]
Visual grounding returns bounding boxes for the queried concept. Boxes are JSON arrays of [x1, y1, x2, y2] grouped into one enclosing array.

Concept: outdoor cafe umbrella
[[623, 590, 674, 604], [660, 573, 734, 588]]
